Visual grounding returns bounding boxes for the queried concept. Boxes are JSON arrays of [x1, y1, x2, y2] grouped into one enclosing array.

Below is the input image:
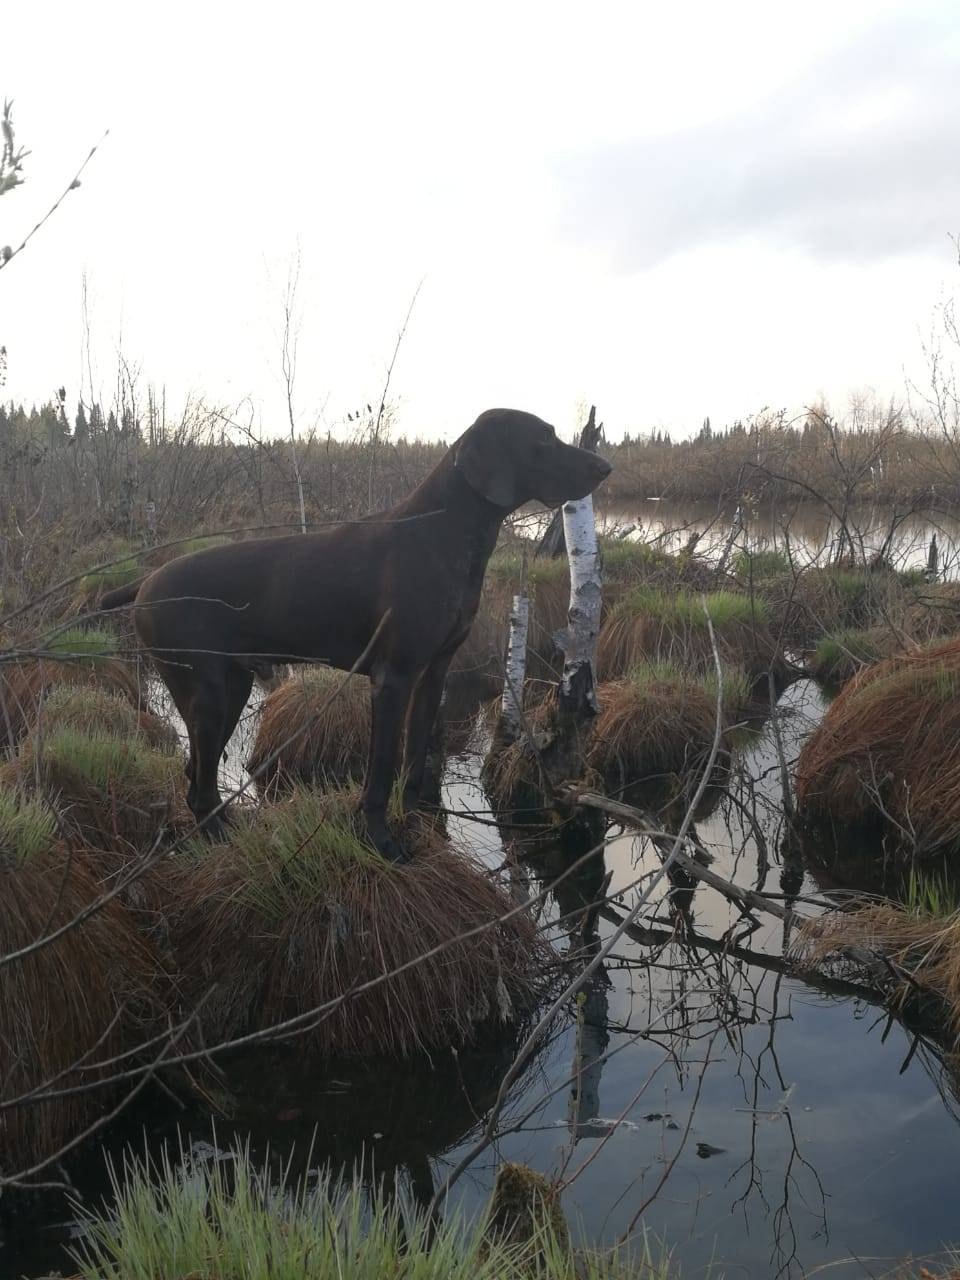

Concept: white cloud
[[0, 0, 957, 440]]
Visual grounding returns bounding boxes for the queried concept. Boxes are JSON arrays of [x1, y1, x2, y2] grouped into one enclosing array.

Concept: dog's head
[[454, 409, 612, 511]]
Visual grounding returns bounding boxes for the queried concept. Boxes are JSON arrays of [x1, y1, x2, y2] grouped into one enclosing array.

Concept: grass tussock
[[795, 637, 960, 857], [485, 661, 745, 813], [67, 537, 142, 604], [0, 626, 144, 752], [587, 662, 745, 797], [168, 787, 551, 1059], [794, 900, 960, 1044], [247, 666, 371, 794], [75, 556, 142, 604], [732, 548, 792, 581], [0, 788, 162, 1177], [2, 725, 184, 853], [482, 699, 555, 805], [905, 581, 960, 644], [70, 1144, 671, 1280], [36, 685, 179, 751], [772, 565, 907, 652], [808, 626, 905, 685], [597, 586, 779, 681]]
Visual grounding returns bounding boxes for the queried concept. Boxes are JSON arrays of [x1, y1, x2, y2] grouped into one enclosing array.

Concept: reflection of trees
[[729, 972, 828, 1279]]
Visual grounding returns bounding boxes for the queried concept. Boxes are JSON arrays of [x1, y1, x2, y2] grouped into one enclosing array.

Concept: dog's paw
[[378, 834, 412, 865], [196, 808, 231, 842]]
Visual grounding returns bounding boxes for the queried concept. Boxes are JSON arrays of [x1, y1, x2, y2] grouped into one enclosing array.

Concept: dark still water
[[3, 682, 960, 1279]]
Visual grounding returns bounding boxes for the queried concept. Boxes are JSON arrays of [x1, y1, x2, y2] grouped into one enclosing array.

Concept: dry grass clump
[[807, 626, 905, 686], [905, 581, 960, 643], [74, 556, 142, 607], [0, 787, 162, 1177], [36, 684, 179, 751], [2, 724, 185, 853], [482, 699, 555, 805], [484, 661, 745, 815], [167, 787, 550, 1059], [732, 548, 792, 582], [246, 666, 371, 794], [0, 625, 144, 751], [774, 566, 906, 652], [67, 536, 143, 606], [794, 900, 960, 1043], [795, 638, 960, 856], [597, 587, 779, 681], [587, 663, 745, 796]]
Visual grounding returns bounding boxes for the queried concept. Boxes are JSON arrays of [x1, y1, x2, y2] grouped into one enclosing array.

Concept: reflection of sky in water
[[14, 675, 959, 1279], [434, 679, 960, 1277], [595, 497, 960, 576]]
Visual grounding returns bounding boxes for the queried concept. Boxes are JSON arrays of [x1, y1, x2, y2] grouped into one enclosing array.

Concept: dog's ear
[[455, 432, 517, 508]]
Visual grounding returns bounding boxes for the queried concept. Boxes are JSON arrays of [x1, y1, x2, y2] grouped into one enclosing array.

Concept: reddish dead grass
[[905, 582, 960, 644], [0, 629, 144, 753], [246, 667, 371, 794], [166, 787, 551, 1059], [795, 638, 960, 856], [795, 902, 960, 1046], [588, 668, 739, 795], [0, 789, 164, 1176], [2, 725, 186, 857]]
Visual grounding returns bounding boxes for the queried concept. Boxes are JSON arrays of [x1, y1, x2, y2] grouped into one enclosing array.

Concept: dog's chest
[[434, 538, 491, 643]]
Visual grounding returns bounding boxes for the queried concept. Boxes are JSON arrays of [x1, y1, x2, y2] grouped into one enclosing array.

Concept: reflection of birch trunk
[[567, 965, 610, 1140]]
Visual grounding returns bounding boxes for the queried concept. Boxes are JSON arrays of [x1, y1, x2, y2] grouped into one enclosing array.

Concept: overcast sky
[[1, 0, 958, 442]]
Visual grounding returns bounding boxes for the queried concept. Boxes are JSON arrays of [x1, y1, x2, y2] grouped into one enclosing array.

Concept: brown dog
[[101, 409, 611, 861]]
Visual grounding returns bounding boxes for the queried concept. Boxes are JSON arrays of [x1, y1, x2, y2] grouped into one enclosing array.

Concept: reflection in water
[[598, 497, 960, 575]]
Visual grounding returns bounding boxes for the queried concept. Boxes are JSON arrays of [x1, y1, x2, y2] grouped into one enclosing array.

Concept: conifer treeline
[[1, 398, 955, 541]]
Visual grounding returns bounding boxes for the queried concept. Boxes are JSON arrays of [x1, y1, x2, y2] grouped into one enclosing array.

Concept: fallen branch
[[564, 785, 903, 992]]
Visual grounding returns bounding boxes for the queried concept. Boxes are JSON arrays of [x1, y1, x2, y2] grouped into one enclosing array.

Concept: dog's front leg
[[362, 662, 416, 863]]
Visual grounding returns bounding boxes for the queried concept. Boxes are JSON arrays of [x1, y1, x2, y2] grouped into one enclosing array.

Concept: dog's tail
[[99, 578, 147, 610]]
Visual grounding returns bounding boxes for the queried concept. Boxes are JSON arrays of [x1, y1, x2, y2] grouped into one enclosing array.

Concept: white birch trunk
[[498, 584, 530, 744], [556, 495, 602, 712]]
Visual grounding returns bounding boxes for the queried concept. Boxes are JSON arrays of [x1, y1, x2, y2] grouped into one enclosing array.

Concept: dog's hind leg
[[155, 660, 200, 809], [363, 662, 416, 863], [218, 665, 254, 768], [401, 654, 452, 814], [186, 669, 235, 838]]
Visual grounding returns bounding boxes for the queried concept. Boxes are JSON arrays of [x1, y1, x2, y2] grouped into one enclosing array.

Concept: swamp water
[[3, 678, 960, 1279], [596, 497, 960, 576]]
